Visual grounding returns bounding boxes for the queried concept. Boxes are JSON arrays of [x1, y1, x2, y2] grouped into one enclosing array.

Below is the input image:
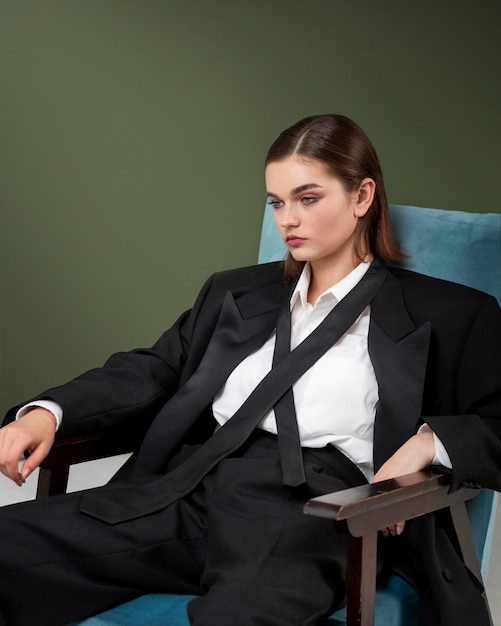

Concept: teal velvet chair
[[42, 204, 499, 626]]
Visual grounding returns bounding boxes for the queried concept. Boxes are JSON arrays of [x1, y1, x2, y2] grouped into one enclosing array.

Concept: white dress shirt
[[212, 261, 451, 480], [213, 261, 378, 479]]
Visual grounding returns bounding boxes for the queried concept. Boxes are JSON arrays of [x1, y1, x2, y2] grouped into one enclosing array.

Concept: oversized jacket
[[6, 260, 501, 624]]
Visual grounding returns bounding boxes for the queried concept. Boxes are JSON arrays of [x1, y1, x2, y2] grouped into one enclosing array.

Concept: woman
[[0, 114, 500, 626]]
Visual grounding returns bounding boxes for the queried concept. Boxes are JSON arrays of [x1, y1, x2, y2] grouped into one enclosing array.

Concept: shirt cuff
[[418, 423, 452, 469], [16, 400, 63, 430]]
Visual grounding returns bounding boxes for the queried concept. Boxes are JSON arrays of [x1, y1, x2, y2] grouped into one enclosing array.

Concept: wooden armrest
[[304, 470, 485, 626], [304, 469, 479, 536], [39, 429, 138, 470], [36, 427, 140, 499]]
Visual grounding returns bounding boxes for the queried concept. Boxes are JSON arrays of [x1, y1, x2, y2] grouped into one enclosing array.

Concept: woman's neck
[[307, 257, 361, 305]]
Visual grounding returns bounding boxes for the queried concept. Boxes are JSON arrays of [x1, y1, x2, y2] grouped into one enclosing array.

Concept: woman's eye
[[267, 199, 283, 209], [302, 196, 317, 205]]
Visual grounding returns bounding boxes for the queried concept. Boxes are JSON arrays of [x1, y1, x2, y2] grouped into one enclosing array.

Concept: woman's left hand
[[371, 427, 436, 536]]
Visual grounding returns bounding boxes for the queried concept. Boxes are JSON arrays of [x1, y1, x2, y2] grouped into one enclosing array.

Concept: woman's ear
[[354, 178, 376, 217]]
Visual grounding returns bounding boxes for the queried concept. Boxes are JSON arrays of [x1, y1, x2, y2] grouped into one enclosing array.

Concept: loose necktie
[[272, 293, 306, 486]]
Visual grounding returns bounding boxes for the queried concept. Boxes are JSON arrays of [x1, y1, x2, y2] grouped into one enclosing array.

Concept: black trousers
[[0, 433, 368, 626]]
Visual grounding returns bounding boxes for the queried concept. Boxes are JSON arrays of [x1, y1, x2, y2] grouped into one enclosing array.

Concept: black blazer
[[6, 261, 501, 624], [12, 261, 501, 493]]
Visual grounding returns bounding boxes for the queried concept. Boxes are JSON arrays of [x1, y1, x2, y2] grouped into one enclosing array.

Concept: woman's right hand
[[372, 428, 437, 536], [0, 408, 56, 486]]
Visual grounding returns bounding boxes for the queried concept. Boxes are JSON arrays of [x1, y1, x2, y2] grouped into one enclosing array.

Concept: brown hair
[[265, 114, 403, 279]]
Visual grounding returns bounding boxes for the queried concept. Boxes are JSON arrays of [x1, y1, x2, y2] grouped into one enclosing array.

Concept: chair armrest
[[304, 470, 486, 626], [304, 469, 479, 536], [36, 428, 140, 499]]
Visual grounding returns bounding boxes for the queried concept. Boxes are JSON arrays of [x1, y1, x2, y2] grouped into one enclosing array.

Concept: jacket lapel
[[133, 281, 288, 474], [369, 270, 431, 471], [209, 282, 289, 380]]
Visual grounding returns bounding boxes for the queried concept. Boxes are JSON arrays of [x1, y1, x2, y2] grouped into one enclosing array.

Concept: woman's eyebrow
[[291, 183, 322, 196], [266, 183, 322, 199]]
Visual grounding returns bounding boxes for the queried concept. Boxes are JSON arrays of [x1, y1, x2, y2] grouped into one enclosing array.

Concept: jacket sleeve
[[425, 295, 501, 492]]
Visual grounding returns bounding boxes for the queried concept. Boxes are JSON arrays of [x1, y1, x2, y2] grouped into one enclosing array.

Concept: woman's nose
[[280, 205, 299, 227]]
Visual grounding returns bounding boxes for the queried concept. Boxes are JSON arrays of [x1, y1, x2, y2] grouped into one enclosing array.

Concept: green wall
[[1, 1, 500, 416]]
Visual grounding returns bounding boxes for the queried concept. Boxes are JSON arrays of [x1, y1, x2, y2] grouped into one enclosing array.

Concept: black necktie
[[272, 292, 305, 487], [80, 261, 387, 525]]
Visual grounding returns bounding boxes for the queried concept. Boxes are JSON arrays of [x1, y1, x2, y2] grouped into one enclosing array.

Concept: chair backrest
[[258, 202, 501, 580]]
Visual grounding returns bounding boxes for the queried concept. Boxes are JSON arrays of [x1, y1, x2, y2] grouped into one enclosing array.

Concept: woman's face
[[265, 155, 372, 273]]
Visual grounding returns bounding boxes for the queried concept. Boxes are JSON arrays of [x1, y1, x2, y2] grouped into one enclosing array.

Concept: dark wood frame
[[304, 470, 492, 625], [36, 435, 493, 626], [35, 430, 135, 498]]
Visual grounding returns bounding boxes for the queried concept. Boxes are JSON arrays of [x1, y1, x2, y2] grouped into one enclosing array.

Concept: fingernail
[[22, 468, 31, 480]]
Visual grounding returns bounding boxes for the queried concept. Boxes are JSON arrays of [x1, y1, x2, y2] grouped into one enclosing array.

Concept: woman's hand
[[372, 427, 436, 536], [0, 408, 56, 486]]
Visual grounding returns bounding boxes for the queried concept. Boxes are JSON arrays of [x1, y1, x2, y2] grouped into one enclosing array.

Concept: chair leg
[[345, 532, 378, 626], [36, 466, 70, 498], [449, 501, 493, 626]]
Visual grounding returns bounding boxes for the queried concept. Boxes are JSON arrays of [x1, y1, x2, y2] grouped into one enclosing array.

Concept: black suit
[[2, 261, 501, 625]]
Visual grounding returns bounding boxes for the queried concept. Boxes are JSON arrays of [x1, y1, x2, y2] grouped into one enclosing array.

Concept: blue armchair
[[37, 204, 500, 626]]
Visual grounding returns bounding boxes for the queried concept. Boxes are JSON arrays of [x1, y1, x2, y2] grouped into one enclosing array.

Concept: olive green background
[[1, 1, 500, 416]]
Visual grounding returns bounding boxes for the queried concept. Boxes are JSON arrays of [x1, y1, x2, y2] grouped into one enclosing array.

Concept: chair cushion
[[70, 594, 197, 626], [386, 204, 500, 300], [72, 575, 419, 625]]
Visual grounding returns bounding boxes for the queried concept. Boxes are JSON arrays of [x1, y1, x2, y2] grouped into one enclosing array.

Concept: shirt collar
[[290, 260, 372, 311]]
